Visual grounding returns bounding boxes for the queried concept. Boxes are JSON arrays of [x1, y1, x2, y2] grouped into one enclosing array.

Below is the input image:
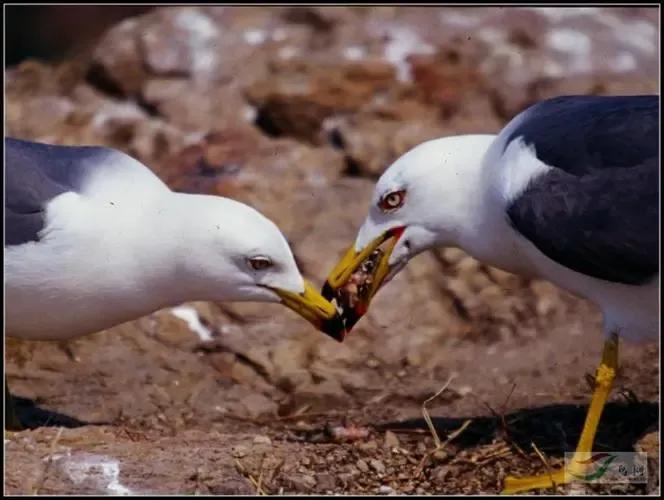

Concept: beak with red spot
[[321, 226, 406, 341]]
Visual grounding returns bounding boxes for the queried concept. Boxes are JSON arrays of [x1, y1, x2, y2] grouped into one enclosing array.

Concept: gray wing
[[505, 96, 659, 285], [5, 138, 116, 246], [504, 95, 659, 175]]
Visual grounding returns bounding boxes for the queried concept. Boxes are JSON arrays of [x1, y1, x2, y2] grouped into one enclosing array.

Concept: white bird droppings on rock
[[57, 452, 134, 495], [610, 51, 637, 73], [547, 29, 592, 73], [174, 9, 219, 76], [170, 305, 213, 341], [343, 45, 366, 61], [242, 105, 258, 123], [383, 26, 435, 82], [598, 15, 656, 55], [244, 29, 267, 46]]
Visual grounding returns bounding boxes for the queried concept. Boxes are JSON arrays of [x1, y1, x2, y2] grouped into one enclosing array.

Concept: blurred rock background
[[5, 6, 659, 495], [5, 6, 154, 66]]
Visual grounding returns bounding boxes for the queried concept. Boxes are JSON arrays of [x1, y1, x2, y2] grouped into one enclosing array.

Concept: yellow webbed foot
[[502, 468, 571, 494], [501, 334, 619, 494]]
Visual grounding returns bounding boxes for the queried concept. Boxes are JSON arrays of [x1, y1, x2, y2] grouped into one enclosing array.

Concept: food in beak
[[322, 247, 385, 338], [337, 248, 382, 312], [321, 226, 405, 341]]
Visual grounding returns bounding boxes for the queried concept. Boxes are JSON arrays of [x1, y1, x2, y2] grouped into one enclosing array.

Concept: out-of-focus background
[[5, 6, 155, 66], [5, 6, 659, 495]]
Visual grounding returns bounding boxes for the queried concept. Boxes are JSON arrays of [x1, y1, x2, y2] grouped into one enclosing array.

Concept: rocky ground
[[4, 6, 659, 495]]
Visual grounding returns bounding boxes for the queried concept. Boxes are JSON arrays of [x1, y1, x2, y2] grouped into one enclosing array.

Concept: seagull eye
[[247, 256, 272, 271], [379, 190, 406, 212]]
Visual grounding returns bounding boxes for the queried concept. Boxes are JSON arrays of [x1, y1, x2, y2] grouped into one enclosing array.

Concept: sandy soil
[[5, 6, 659, 495]]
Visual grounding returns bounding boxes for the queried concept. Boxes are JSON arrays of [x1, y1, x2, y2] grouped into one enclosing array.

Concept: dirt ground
[[4, 6, 660, 495]]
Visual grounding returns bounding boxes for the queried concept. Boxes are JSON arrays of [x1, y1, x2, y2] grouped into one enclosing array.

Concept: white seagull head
[[322, 135, 496, 336], [357, 135, 498, 261], [164, 194, 337, 329]]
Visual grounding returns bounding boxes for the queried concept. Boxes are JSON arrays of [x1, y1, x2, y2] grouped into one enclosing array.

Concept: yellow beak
[[321, 226, 405, 339], [273, 280, 341, 331]]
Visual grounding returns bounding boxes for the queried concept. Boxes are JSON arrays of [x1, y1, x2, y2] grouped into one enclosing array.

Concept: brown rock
[[139, 17, 200, 77], [287, 473, 317, 492], [207, 352, 237, 379], [252, 435, 272, 446], [358, 439, 378, 451], [384, 430, 400, 449], [327, 101, 447, 177], [230, 361, 262, 386], [241, 393, 277, 419], [152, 310, 201, 348], [231, 444, 249, 458], [369, 459, 386, 474], [636, 430, 660, 494], [432, 464, 452, 485], [142, 80, 252, 133], [409, 44, 487, 118], [356, 459, 370, 473], [245, 59, 396, 144], [315, 472, 337, 491], [89, 17, 147, 97], [292, 379, 349, 411]]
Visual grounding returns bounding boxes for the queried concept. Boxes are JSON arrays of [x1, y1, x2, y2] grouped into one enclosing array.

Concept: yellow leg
[[502, 333, 619, 494]]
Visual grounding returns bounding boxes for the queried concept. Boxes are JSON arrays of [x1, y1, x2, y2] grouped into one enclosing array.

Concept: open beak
[[321, 226, 405, 339], [272, 280, 343, 335]]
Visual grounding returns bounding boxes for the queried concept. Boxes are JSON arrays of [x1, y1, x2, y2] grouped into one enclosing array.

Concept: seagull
[[321, 95, 659, 493], [4, 137, 338, 426]]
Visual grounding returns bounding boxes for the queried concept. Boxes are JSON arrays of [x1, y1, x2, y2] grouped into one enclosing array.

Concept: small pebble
[[433, 465, 452, 484], [315, 472, 336, 491], [253, 435, 271, 446], [384, 430, 399, 449], [356, 459, 369, 473], [338, 472, 353, 484], [231, 445, 248, 458], [370, 459, 386, 474], [457, 385, 472, 396], [379, 485, 395, 494], [366, 359, 379, 368], [406, 352, 422, 366], [289, 473, 316, 491], [359, 440, 378, 451]]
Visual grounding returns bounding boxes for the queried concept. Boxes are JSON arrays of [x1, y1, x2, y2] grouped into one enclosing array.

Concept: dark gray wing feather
[[506, 95, 659, 285], [505, 95, 659, 175], [5, 138, 115, 246]]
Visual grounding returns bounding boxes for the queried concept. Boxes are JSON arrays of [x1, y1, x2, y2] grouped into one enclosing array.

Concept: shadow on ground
[[377, 401, 659, 455], [8, 394, 97, 430]]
